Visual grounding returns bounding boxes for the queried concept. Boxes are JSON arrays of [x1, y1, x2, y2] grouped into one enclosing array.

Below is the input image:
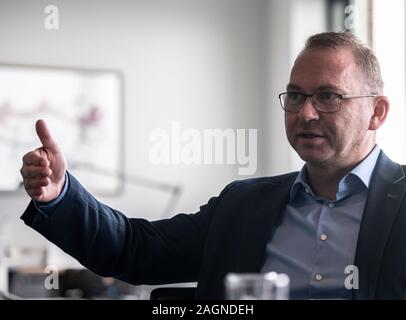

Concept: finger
[[25, 177, 50, 189], [21, 165, 52, 179], [23, 151, 47, 166], [35, 119, 60, 153]]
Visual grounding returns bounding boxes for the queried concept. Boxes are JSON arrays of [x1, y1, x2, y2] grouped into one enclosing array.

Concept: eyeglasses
[[279, 91, 378, 113]]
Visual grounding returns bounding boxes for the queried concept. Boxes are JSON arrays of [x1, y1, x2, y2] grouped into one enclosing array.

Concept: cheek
[[285, 114, 296, 135], [329, 115, 364, 146], [327, 119, 347, 141], [343, 112, 368, 135]]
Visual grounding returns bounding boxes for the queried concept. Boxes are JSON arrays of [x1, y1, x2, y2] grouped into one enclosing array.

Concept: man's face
[[285, 48, 375, 168]]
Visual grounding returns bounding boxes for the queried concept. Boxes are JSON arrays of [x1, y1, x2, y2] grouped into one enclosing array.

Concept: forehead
[[289, 48, 360, 92]]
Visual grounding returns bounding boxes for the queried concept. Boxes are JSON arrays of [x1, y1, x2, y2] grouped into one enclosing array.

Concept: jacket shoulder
[[220, 172, 299, 196]]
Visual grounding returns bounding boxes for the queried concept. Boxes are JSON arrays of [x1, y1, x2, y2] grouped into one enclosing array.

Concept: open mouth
[[296, 133, 325, 141], [298, 134, 324, 139]]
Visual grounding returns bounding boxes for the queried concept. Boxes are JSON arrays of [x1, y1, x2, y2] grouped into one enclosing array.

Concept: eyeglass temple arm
[[341, 94, 378, 99]]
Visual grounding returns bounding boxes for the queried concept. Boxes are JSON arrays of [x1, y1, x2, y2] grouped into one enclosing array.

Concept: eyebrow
[[286, 83, 344, 93]]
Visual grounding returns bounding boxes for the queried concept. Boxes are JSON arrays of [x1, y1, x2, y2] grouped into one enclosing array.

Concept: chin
[[296, 150, 332, 165]]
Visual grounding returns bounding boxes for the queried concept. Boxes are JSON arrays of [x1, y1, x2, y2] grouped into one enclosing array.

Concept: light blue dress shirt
[[261, 145, 381, 299]]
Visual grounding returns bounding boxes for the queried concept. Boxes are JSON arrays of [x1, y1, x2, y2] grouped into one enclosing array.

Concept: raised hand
[[20, 119, 67, 202]]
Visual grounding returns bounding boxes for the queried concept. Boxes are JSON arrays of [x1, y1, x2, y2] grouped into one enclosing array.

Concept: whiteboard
[[0, 64, 124, 195]]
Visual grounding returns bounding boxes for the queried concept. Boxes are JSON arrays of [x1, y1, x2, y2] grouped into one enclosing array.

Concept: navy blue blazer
[[21, 151, 406, 299]]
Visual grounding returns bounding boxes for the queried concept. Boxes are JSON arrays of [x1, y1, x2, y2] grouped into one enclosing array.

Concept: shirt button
[[315, 274, 323, 281], [320, 234, 328, 241], [305, 187, 310, 193], [327, 202, 334, 208]]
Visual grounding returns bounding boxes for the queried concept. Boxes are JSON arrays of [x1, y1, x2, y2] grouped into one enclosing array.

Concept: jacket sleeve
[[20, 172, 232, 285]]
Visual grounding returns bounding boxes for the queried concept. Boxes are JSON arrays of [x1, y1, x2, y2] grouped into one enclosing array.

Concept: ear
[[369, 96, 390, 130]]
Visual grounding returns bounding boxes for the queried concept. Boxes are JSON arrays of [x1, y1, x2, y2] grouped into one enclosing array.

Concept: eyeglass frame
[[278, 91, 378, 113]]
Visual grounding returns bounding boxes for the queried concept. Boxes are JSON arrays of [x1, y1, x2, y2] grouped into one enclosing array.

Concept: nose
[[297, 97, 320, 121]]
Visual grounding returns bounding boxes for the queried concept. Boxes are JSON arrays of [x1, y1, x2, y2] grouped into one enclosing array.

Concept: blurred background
[[0, 0, 404, 299]]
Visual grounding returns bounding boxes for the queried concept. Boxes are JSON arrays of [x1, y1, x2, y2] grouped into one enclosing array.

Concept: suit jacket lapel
[[236, 174, 296, 272], [354, 151, 406, 299]]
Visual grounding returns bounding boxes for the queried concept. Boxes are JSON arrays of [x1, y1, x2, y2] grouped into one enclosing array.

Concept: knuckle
[[24, 169, 33, 179], [23, 151, 35, 163]]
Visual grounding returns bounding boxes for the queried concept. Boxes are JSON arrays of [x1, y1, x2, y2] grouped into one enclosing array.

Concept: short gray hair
[[302, 32, 384, 94]]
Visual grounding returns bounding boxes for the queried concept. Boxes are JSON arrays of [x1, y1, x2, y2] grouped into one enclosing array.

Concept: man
[[20, 32, 406, 299]]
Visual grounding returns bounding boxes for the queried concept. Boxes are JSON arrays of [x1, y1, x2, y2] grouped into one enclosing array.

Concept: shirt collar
[[289, 144, 381, 202], [349, 144, 380, 188]]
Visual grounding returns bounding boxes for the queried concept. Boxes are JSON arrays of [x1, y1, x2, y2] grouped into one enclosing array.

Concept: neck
[[306, 165, 349, 200], [305, 145, 375, 200]]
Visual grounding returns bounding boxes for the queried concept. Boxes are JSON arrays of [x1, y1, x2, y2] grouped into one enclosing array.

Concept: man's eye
[[287, 92, 303, 103], [317, 92, 339, 102]]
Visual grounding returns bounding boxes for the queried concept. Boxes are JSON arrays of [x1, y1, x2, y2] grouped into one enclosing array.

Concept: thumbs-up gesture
[[20, 119, 67, 202]]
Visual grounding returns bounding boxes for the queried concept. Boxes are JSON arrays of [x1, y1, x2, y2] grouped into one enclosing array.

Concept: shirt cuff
[[33, 172, 69, 214]]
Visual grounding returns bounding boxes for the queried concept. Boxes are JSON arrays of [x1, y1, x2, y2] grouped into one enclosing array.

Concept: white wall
[[372, 0, 406, 164], [0, 0, 270, 250]]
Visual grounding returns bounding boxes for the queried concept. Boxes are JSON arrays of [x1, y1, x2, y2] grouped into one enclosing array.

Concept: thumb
[[35, 119, 60, 153]]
